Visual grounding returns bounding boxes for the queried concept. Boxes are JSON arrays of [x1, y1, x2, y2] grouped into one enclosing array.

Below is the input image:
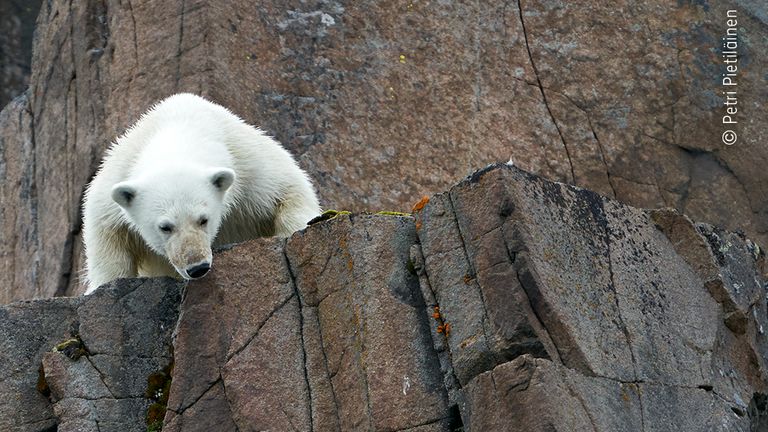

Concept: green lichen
[[52, 336, 87, 361], [406, 258, 417, 275], [147, 419, 163, 432], [145, 361, 174, 431], [375, 211, 412, 217]]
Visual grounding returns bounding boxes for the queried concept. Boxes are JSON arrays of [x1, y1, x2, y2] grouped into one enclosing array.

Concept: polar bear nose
[[187, 262, 211, 279]]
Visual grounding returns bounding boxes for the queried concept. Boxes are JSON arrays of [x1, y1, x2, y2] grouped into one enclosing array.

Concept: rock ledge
[[1, 164, 767, 432]]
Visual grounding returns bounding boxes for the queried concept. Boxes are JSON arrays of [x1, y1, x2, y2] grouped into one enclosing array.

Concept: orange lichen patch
[[431, 304, 451, 337], [415, 220, 422, 230], [412, 196, 430, 213], [621, 389, 631, 403], [437, 322, 451, 335]]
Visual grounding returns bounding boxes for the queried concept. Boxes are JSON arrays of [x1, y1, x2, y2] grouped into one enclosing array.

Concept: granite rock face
[[415, 164, 768, 431], [1, 0, 767, 302], [0, 278, 182, 432], [164, 215, 451, 431], [2, 164, 767, 431], [0, 0, 42, 107]]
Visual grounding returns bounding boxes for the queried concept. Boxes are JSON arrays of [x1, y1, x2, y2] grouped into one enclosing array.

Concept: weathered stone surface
[[2, 0, 767, 303], [463, 354, 749, 432], [0, 295, 80, 432], [521, 0, 768, 240], [0, 0, 42, 107], [0, 95, 39, 303], [163, 239, 306, 431], [414, 164, 768, 431], [287, 214, 449, 431], [43, 279, 181, 432], [0, 278, 181, 432], [462, 355, 641, 431], [2, 164, 768, 430], [166, 215, 450, 431]]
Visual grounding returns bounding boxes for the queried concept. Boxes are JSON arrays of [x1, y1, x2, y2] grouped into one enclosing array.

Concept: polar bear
[[82, 93, 321, 294]]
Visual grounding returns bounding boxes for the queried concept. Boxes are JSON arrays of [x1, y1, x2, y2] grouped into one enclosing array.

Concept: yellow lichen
[[376, 211, 412, 217], [52, 337, 87, 361]]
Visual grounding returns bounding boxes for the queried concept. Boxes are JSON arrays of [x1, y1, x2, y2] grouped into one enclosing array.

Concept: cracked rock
[[0, 278, 181, 432], [2, 164, 768, 431], [415, 164, 768, 431]]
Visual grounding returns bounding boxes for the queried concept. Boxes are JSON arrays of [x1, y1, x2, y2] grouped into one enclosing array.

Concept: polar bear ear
[[210, 168, 235, 192], [111, 182, 138, 208]]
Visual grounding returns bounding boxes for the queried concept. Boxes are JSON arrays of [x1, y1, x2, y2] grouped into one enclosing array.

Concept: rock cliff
[[2, 164, 767, 431], [0, 0, 41, 107], [1, 0, 767, 302]]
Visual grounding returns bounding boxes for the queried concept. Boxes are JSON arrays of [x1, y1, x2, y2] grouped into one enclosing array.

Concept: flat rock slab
[[0, 296, 80, 432], [462, 354, 748, 432], [163, 238, 301, 431], [288, 214, 449, 431]]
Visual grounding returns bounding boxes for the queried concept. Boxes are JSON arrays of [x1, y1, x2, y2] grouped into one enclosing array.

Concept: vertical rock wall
[[0, 0, 42, 106], [1, 0, 767, 302], [415, 164, 768, 431]]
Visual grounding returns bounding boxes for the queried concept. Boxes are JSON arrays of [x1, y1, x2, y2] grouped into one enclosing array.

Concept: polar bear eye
[[159, 223, 174, 233], [199, 217, 208, 227]]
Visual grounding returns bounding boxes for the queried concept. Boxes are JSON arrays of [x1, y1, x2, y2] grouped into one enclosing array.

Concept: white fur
[[82, 93, 321, 293]]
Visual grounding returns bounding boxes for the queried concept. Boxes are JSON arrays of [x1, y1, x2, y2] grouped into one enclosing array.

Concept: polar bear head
[[110, 166, 235, 280]]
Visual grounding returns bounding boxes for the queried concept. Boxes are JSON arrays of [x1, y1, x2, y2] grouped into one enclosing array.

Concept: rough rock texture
[[414, 164, 768, 431], [0, 278, 181, 432], [0, 0, 42, 107], [165, 216, 450, 431], [2, 164, 767, 431], [1, 0, 767, 302], [0, 293, 79, 432]]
